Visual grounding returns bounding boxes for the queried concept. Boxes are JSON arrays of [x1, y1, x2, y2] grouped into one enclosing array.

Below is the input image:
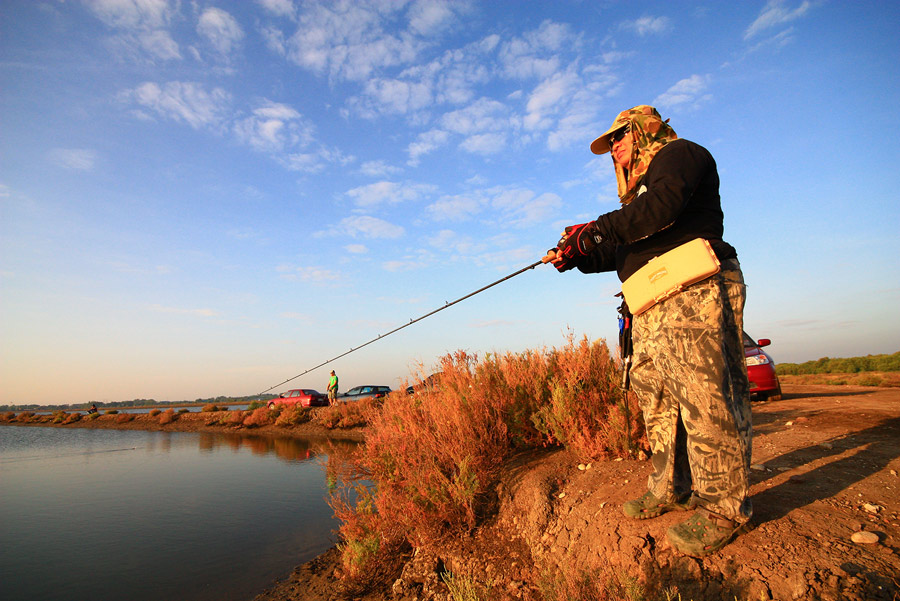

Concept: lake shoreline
[[0, 407, 367, 442]]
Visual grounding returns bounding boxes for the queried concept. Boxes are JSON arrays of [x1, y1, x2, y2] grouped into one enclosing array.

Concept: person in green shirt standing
[[327, 370, 339, 405]]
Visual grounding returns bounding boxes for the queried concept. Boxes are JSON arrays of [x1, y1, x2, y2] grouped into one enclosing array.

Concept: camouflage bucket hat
[[590, 105, 670, 155]]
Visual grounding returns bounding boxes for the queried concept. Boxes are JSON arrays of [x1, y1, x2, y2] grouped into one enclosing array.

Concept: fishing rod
[[257, 257, 548, 396]]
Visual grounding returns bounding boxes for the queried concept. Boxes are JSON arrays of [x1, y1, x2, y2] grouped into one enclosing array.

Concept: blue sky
[[2, 0, 898, 405]]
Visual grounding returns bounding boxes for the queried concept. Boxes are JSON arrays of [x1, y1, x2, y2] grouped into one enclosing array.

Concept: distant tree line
[[776, 351, 900, 375], [0, 394, 277, 413]]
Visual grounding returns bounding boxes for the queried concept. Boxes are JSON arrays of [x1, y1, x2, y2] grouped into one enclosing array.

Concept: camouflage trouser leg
[[628, 259, 752, 522]]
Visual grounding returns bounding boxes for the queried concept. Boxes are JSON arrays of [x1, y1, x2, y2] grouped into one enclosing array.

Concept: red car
[[743, 332, 782, 401], [267, 389, 327, 409]]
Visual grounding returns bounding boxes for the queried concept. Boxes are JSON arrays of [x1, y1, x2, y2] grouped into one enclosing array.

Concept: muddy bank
[[253, 384, 900, 601], [0, 408, 366, 442]]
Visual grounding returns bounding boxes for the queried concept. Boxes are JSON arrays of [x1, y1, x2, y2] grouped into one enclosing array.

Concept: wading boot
[[622, 491, 694, 520]]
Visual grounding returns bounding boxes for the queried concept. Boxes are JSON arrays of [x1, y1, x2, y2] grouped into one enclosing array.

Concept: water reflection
[[0, 426, 358, 601]]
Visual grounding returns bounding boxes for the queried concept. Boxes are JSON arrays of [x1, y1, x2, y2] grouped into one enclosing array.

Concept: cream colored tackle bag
[[621, 238, 721, 315]]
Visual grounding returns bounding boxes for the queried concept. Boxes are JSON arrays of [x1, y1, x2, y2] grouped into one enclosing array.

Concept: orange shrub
[[159, 409, 176, 425], [149, 409, 162, 416], [242, 407, 272, 428], [17, 412, 35, 423], [116, 413, 134, 423], [225, 410, 246, 427], [334, 334, 645, 560], [63, 412, 82, 424], [275, 405, 311, 427], [201, 404, 221, 412]]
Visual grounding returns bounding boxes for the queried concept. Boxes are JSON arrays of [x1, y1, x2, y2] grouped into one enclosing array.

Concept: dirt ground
[[251, 384, 900, 601]]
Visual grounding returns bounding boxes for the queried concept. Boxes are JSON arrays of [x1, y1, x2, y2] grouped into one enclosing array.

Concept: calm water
[[0, 426, 355, 601]]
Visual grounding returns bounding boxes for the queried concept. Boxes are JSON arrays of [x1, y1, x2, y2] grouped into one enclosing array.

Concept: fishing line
[[257, 258, 546, 396]]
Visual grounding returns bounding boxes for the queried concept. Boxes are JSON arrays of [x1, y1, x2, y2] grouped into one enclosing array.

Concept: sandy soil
[[250, 384, 900, 601]]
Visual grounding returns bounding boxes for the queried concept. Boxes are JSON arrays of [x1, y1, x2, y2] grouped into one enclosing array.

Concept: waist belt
[[621, 238, 721, 315]]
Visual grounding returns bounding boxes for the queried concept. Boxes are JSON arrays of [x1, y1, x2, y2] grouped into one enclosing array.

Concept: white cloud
[[408, 0, 460, 36], [197, 7, 244, 56], [360, 160, 402, 177], [491, 189, 562, 227], [138, 29, 180, 60], [653, 74, 712, 110], [49, 148, 97, 171], [345, 244, 369, 254], [745, 1, 813, 39], [499, 20, 574, 80], [283, 2, 421, 81], [346, 181, 433, 208], [257, 0, 295, 19], [84, 0, 180, 61], [524, 69, 580, 130], [459, 132, 506, 155], [441, 97, 509, 135], [407, 129, 450, 165], [425, 193, 483, 222], [338, 215, 405, 239], [124, 81, 231, 130], [361, 77, 433, 114], [233, 100, 313, 152], [621, 16, 672, 36], [85, 0, 175, 30]]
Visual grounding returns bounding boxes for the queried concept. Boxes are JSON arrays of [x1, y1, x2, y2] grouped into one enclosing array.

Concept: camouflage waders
[[628, 258, 752, 523]]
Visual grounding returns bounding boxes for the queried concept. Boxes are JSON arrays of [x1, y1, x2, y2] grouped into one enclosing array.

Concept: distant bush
[[248, 400, 266, 410], [52, 411, 68, 424], [201, 404, 221, 412], [149, 409, 162, 416], [177, 408, 189, 414], [104, 410, 119, 415], [63, 412, 82, 425], [225, 410, 246, 427], [275, 405, 312, 427], [1, 412, 14, 422], [318, 399, 373, 430], [117, 413, 134, 424], [87, 412, 101, 420], [242, 407, 272, 428], [16, 411, 35, 423], [159, 409, 176, 425], [777, 351, 900, 375]]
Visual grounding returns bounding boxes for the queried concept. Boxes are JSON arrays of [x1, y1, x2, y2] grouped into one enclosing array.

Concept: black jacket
[[576, 138, 737, 282]]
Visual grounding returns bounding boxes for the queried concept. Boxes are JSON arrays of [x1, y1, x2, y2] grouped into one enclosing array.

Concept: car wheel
[[267, 402, 276, 409], [765, 383, 783, 402]]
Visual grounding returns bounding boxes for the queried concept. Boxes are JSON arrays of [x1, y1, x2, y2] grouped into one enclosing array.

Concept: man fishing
[[543, 105, 752, 556]]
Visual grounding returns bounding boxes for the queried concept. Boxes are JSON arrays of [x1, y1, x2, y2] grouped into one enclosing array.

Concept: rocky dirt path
[[254, 384, 900, 601]]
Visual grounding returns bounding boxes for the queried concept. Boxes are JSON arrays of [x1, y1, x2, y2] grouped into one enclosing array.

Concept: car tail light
[[745, 355, 770, 366]]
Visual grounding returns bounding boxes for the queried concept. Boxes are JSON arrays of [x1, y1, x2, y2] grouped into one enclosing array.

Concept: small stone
[[851, 531, 879, 544], [863, 503, 882, 514], [558, 492, 566, 499], [586, 463, 592, 470], [891, 470, 897, 477], [614, 457, 624, 462], [751, 464, 766, 471], [777, 467, 791, 472], [820, 442, 834, 450], [578, 463, 586, 470], [785, 420, 793, 426]]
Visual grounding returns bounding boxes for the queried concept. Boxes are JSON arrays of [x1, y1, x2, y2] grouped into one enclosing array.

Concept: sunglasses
[[609, 125, 630, 148]]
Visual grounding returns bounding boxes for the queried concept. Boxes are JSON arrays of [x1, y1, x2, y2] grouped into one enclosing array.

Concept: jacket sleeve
[[574, 239, 617, 274], [593, 141, 713, 244]]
